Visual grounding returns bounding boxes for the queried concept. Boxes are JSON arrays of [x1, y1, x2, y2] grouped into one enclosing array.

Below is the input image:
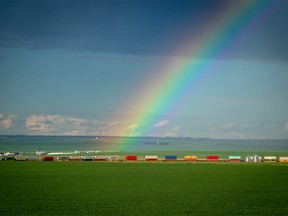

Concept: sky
[[0, 0, 288, 139]]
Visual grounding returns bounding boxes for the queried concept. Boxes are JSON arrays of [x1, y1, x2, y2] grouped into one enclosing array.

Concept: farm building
[[36, 151, 46, 155], [107, 156, 119, 161], [4, 152, 19, 156], [125, 155, 137, 161], [229, 156, 241, 162], [145, 155, 158, 161], [246, 155, 261, 162], [94, 156, 107, 161], [263, 156, 277, 162], [57, 156, 70, 162], [69, 156, 82, 161], [164, 155, 177, 161], [42, 156, 54, 161], [245, 156, 253, 162], [184, 156, 197, 161], [81, 156, 94, 161], [26, 156, 39, 161], [206, 155, 219, 162], [279, 157, 288, 163], [253, 155, 261, 162]]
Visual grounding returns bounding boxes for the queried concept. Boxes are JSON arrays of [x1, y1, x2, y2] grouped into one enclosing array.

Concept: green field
[[0, 162, 288, 215]]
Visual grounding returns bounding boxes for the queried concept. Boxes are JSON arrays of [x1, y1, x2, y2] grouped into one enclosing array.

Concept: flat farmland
[[0, 162, 288, 215]]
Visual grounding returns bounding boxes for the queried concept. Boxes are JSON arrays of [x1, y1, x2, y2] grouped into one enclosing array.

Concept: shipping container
[[229, 156, 241, 160], [229, 156, 241, 162], [15, 155, 27, 161], [42, 156, 54, 161], [94, 156, 107, 161], [107, 156, 119, 161], [69, 156, 82, 161], [279, 157, 288, 163], [4, 156, 15, 161], [184, 156, 197, 161], [26, 156, 39, 161], [81, 156, 94, 161], [263, 156, 277, 162], [125, 155, 137, 161], [206, 155, 219, 160], [145, 155, 158, 161], [57, 156, 69, 161], [165, 155, 177, 160], [206, 156, 219, 161]]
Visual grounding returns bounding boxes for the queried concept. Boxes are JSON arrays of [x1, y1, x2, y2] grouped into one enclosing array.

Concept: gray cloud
[[0, 1, 287, 61]]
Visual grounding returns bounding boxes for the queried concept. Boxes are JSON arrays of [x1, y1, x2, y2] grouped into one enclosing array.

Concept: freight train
[[1, 154, 288, 163]]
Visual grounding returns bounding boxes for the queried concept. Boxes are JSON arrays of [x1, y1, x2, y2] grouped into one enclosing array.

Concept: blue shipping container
[[165, 155, 177, 160]]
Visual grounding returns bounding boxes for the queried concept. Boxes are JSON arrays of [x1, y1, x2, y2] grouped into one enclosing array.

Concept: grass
[[0, 162, 288, 215]]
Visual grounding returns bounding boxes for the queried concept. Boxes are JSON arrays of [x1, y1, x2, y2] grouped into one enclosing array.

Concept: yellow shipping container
[[279, 157, 288, 163], [184, 156, 197, 160]]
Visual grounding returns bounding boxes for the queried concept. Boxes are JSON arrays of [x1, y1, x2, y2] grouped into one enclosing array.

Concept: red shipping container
[[42, 156, 54, 161], [206, 155, 219, 160], [125, 155, 137, 161]]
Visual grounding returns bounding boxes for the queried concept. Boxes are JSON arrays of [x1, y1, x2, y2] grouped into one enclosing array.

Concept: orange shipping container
[[279, 157, 288, 162], [184, 156, 197, 161]]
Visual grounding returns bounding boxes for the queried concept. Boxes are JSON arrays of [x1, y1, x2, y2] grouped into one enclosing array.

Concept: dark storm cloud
[[0, 0, 287, 60]]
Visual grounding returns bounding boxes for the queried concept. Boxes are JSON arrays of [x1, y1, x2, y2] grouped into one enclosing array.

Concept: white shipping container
[[26, 156, 39, 161], [81, 156, 94, 160], [229, 156, 241, 160], [15, 155, 26, 161], [57, 156, 69, 161], [145, 155, 158, 160], [69, 156, 82, 160], [107, 156, 119, 161], [94, 156, 107, 160], [264, 156, 277, 160]]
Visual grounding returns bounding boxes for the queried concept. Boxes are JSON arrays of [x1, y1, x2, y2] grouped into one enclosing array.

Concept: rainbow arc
[[109, 1, 274, 150]]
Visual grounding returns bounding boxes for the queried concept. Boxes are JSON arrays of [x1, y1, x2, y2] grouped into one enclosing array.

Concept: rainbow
[[112, 1, 274, 149]]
